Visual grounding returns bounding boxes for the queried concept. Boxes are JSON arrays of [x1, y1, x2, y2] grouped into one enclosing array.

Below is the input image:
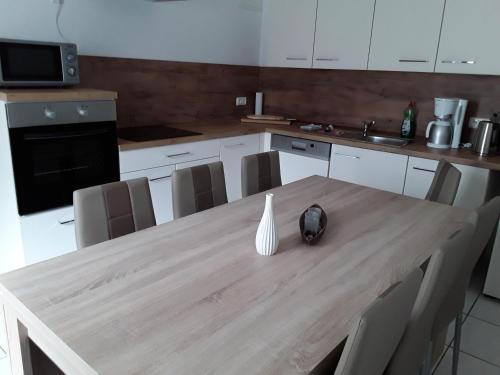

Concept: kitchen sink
[[358, 135, 409, 147]]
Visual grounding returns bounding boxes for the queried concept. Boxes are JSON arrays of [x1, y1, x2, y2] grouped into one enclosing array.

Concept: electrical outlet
[[236, 97, 247, 106]]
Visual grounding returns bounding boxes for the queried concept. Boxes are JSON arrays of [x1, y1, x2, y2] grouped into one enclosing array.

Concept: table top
[[0, 176, 468, 375]]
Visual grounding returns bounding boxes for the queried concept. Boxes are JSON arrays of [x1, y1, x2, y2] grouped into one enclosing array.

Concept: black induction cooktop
[[118, 125, 202, 142]]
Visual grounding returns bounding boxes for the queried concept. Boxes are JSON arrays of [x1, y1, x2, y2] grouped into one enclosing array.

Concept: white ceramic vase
[[255, 193, 279, 256]]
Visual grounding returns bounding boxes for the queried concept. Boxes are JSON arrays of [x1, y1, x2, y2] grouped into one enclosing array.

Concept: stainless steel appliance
[[0, 38, 79, 87], [471, 119, 500, 156], [7, 100, 119, 215], [426, 98, 468, 149], [271, 134, 331, 184]]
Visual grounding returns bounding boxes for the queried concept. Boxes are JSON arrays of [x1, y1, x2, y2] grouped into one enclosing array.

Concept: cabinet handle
[[413, 167, 436, 173], [398, 59, 429, 63], [334, 152, 360, 160], [149, 175, 171, 182], [286, 57, 308, 61], [441, 60, 475, 65], [58, 219, 75, 225], [315, 58, 339, 62], [165, 152, 191, 158], [224, 143, 246, 149]]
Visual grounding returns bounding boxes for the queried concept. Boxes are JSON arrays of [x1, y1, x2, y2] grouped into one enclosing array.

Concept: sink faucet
[[362, 120, 376, 137]]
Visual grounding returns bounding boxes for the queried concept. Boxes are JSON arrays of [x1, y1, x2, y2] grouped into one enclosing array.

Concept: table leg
[[4, 305, 33, 375]]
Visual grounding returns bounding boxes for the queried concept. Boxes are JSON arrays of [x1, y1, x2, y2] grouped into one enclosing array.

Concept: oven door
[[9, 122, 119, 215]]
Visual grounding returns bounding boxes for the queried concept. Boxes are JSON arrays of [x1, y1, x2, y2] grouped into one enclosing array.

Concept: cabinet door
[[121, 165, 176, 225], [260, 0, 317, 68], [220, 135, 261, 202], [279, 152, 330, 185], [369, 0, 445, 72], [330, 145, 408, 194], [403, 157, 491, 209], [19, 206, 77, 265], [436, 0, 500, 75], [313, 0, 375, 70]]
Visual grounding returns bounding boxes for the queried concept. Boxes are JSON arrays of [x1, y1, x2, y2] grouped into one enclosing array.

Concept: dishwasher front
[[271, 134, 331, 185]]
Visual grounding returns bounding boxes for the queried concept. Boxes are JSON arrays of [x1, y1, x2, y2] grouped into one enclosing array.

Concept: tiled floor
[[433, 261, 500, 375]]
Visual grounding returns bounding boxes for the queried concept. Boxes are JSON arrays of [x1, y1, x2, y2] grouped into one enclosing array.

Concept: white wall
[[0, 0, 263, 66]]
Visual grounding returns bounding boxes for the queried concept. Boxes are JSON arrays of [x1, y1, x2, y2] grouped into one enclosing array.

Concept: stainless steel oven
[[0, 38, 79, 87], [6, 100, 119, 215]]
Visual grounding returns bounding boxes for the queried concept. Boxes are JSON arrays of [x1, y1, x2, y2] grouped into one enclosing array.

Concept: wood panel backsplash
[[259, 68, 500, 137], [79, 55, 500, 140], [78, 56, 259, 128]]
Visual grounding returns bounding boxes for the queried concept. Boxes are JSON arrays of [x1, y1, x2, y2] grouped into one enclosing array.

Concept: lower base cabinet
[[19, 206, 77, 266], [279, 151, 330, 185], [403, 156, 491, 209], [329, 144, 409, 194]]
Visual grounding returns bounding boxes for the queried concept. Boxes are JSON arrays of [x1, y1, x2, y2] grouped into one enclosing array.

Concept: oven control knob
[[77, 106, 89, 117], [44, 108, 56, 119], [66, 54, 75, 62], [67, 67, 76, 76]]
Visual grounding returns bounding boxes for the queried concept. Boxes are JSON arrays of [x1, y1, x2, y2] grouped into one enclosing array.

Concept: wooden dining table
[[0, 176, 468, 375]]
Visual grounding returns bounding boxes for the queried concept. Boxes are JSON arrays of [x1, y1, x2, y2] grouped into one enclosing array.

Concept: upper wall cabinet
[[260, 0, 317, 68], [313, 0, 375, 70], [368, 0, 446, 72], [436, 0, 500, 75]]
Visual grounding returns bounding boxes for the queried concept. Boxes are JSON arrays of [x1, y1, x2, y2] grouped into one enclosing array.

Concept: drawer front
[[330, 145, 408, 194], [404, 157, 439, 199], [176, 156, 220, 170], [120, 139, 221, 173], [20, 206, 77, 265], [121, 165, 175, 225]]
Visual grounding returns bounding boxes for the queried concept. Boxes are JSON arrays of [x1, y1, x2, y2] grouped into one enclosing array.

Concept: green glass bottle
[[401, 101, 417, 139]]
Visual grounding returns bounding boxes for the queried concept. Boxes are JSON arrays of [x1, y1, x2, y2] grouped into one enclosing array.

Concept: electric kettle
[[426, 120, 453, 149]]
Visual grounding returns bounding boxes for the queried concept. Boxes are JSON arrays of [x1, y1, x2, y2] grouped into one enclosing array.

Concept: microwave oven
[[0, 38, 80, 87]]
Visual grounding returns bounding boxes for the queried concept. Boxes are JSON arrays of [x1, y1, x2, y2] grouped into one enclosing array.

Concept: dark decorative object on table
[[299, 204, 328, 245]]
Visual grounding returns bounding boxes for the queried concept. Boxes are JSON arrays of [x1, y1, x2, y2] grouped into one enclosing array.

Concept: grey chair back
[[172, 161, 228, 219], [425, 160, 462, 205], [334, 268, 423, 375], [386, 223, 475, 375], [432, 197, 500, 336], [241, 151, 282, 198], [74, 178, 156, 249]]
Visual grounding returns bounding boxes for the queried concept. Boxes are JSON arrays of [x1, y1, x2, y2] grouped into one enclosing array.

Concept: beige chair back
[[432, 197, 500, 336], [334, 268, 423, 375], [386, 223, 475, 375], [172, 161, 228, 219], [241, 151, 282, 198], [74, 178, 156, 249], [425, 160, 462, 205]]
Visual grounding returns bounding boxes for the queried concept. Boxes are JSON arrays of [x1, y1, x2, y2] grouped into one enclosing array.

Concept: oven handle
[[24, 128, 108, 141]]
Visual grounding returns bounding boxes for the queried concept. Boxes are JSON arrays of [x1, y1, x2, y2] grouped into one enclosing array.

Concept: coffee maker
[[426, 98, 468, 149]]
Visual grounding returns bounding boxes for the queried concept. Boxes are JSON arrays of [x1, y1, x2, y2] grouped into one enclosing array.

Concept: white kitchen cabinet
[[436, 0, 500, 75], [403, 156, 491, 209], [330, 145, 408, 194], [121, 165, 176, 225], [368, 0, 445, 72], [313, 0, 375, 70], [220, 134, 261, 202], [260, 0, 317, 68], [175, 156, 220, 171], [19, 206, 77, 265], [279, 151, 330, 185]]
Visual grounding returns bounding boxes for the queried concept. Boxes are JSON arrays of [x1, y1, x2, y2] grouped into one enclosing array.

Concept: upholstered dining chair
[[426, 160, 462, 205], [172, 161, 228, 219], [385, 223, 475, 375], [73, 178, 156, 249], [431, 197, 500, 375], [333, 268, 423, 375], [241, 151, 282, 198]]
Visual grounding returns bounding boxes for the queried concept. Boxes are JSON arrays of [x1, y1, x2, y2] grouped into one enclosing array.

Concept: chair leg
[[421, 341, 434, 375], [452, 313, 462, 375]]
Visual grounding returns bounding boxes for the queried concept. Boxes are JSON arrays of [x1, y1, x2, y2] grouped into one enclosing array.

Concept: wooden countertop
[[0, 88, 118, 103], [0, 177, 467, 375], [118, 119, 500, 171]]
